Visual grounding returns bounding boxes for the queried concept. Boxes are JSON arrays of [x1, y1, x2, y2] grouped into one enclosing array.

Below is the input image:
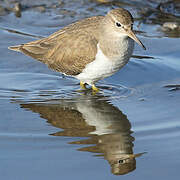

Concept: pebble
[[162, 22, 180, 30], [14, 2, 22, 17]]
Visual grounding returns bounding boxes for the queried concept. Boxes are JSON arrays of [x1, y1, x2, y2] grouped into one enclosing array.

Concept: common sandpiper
[[9, 8, 146, 92]]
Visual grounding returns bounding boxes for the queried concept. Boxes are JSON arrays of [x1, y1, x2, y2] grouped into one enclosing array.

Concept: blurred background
[[0, 0, 180, 180]]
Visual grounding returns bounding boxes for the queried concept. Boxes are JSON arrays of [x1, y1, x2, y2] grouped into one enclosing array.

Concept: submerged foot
[[78, 82, 99, 95], [80, 81, 87, 90], [92, 84, 99, 92]]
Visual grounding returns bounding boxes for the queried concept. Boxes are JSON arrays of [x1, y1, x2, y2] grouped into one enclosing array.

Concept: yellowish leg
[[80, 81, 86, 90], [92, 84, 99, 92]]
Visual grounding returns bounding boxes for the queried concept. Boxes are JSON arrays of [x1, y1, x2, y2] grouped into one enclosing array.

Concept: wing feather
[[9, 16, 103, 75]]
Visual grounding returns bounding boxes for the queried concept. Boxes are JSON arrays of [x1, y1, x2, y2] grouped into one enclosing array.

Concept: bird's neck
[[99, 35, 134, 60]]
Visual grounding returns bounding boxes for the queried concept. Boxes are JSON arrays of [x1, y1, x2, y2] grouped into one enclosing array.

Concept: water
[[0, 0, 180, 179]]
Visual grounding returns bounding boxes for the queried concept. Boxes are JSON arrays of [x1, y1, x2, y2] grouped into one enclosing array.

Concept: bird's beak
[[126, 29, 146, 50]]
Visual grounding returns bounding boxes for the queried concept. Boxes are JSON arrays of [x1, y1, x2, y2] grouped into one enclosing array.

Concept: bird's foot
[[92, 84, 99, 94], [78, 82, 99, 95], [80, 81, 87, 90]]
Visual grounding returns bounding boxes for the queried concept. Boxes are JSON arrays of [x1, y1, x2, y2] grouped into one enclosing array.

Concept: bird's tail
[[8, 45, 22, 52]]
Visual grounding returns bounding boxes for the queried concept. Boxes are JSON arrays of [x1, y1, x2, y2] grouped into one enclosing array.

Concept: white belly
[[76, 41, 134, 85]]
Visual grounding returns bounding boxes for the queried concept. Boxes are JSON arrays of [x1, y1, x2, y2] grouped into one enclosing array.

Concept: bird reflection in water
[[21, 93, 144, 175]]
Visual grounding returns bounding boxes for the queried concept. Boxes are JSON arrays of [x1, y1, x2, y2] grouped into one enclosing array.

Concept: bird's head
[[105, 8, 146, 50]]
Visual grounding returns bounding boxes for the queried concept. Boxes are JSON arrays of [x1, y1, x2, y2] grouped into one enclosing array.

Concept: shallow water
[[0, 0, 180, 179]]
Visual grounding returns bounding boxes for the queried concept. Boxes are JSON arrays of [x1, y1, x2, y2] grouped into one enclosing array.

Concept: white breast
[[76, 101, 117, 135], [76, 39, 134, 85]]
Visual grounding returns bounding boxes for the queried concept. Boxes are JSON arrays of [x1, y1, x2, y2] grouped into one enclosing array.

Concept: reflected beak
[[129, 152, 147, 159], [126, 29, 146, 50]]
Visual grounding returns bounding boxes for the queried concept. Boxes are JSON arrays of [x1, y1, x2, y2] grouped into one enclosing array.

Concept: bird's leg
[[80, 81, 86, 90], [92, 84, 99, 92]]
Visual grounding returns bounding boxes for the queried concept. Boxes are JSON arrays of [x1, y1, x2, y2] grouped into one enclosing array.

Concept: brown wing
[[45, 32, 98, 76], [9, 16, 103, 75]]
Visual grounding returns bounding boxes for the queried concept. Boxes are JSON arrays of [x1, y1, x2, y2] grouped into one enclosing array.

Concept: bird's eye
[[119, 159, 124, 164], [116, 22, 121, 27]]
